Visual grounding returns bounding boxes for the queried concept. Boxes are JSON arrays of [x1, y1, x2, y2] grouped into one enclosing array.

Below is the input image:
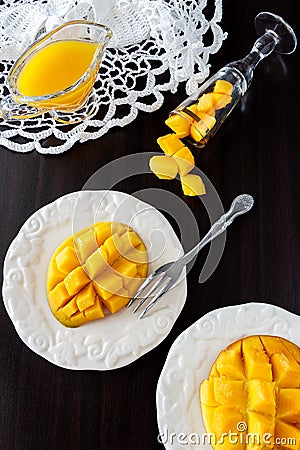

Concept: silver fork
[[127, 194, 254, 318]]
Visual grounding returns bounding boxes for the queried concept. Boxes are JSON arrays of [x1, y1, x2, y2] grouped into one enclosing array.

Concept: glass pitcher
[[0, 20, 112, 124]]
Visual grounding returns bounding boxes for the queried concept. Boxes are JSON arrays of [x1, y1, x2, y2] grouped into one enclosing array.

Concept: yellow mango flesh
[[212, 92, 232, 110], [247, 412, 275, 450], [214, 79, 233, 96], [197, 93, 216, 114], [75, 228, 98, 262], [247, 379, 277, 415], [190, 111, 216, 143], [164, 115, 190, 138], [64, 266, 90, 296], [216, 348, 246, 379], [157, 133, 185, 155], [277, 389, 300, 422], [197, 111, 217, 130], [190, 121, 207, 142], [213, 378, 246, 409], [102, 288, 130, 314], [85, 246, 108, 279], [212, 406, 246, 442], [163, 79, 233, 148], [242, 335, 273, 381], [151, 79, 233, 195], [75, 284, 96, 312], [149, 155, 178, 180], [47, 222, 148, 327], [180, 174, 206, 196], [173, 146, 195, 176], [190, 80, 233, 143], [275, 422, 300, 450], [55, 246, 79, 274], [199, 335, 300, 450]]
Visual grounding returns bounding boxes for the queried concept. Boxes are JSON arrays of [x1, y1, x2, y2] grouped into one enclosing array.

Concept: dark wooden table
[[0, 1, 299, 449]]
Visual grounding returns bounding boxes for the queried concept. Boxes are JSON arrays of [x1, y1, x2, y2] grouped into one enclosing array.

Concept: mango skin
[[199, 335, 300, 450], [47, 222, 148, 327]]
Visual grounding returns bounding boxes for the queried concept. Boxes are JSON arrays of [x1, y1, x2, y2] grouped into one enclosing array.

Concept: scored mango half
[[47, 221, 148, 327], [200, 335, 300, 450]]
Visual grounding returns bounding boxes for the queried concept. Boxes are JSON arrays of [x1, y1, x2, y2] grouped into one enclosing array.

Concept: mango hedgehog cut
[[47, 221, 148, 327], [199, 335, 300, 450]]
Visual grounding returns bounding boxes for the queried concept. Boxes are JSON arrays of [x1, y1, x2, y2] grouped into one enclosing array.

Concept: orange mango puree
[[16, 40, 99, 110]]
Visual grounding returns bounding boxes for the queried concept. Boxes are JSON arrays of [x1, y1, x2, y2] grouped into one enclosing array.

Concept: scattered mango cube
[[157, 133, 185, 155], [149, 155, 178, 180], [190, 111, 216, 143], [180, 174, 206, 196], [183, 103, 198, 117], [173, 146, 195, 176]]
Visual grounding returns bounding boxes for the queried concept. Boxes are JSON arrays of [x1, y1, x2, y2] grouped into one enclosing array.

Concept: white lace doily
[[0, 0, 227, 154]]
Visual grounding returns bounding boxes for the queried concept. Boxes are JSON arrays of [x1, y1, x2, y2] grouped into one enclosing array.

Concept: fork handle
[[179, 194, 254, 266]]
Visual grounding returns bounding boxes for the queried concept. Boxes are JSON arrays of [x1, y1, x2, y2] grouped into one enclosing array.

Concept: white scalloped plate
[[2, 190, 187, 370], [156, 303, 300, 450]]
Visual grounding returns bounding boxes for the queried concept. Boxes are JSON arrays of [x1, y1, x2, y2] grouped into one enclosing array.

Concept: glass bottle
[[170, 12, 297, 147]]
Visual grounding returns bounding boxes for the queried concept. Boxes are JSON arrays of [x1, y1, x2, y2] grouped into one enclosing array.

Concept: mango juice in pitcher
[[0, 20, 112, 122], [16, 40, 99, 110]]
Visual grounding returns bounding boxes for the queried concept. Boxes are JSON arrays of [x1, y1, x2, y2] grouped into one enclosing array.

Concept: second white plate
[[2, 190, 187, 370], [156, 302, 300, 450]]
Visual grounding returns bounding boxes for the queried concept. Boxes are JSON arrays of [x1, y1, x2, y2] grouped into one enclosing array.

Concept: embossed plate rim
[[2, 190, 187, 370], [156, 302, 300, 450]]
